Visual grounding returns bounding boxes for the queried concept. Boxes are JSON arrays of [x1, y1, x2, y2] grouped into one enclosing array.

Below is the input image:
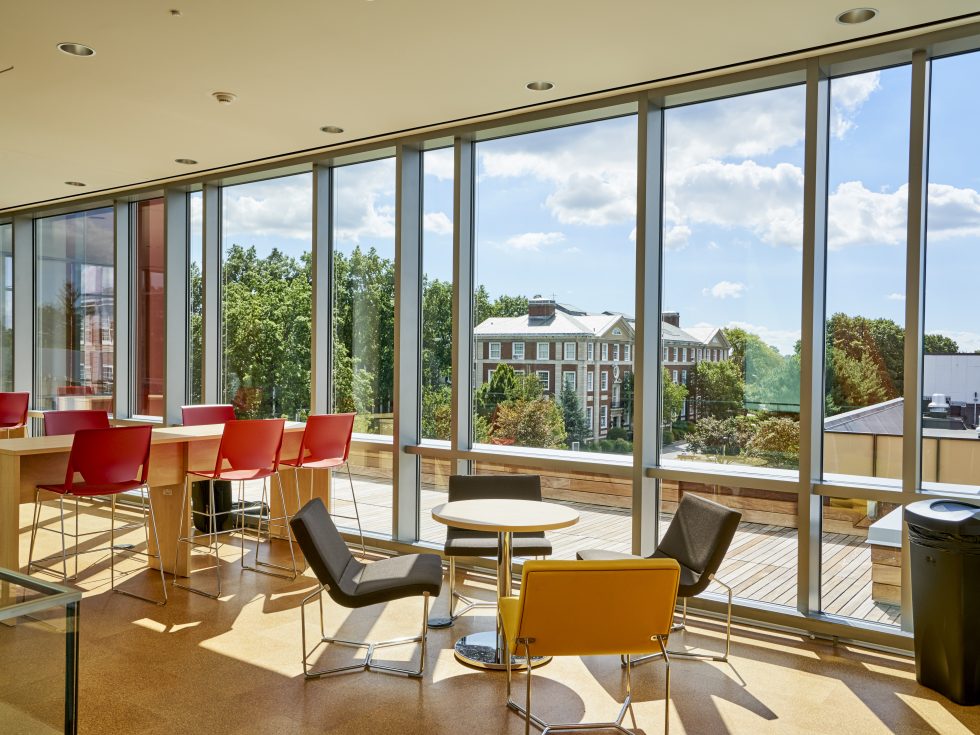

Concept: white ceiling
[[1, 0, 977, 211]]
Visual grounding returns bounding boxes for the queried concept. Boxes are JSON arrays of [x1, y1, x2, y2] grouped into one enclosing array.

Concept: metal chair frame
[[506, 636, 671, 735], [292, 462, 365, 556], [27, 483, 167, 606], [172, 472, 299, 599], [299, 583, 430, 678], [623, 574, 733, 667]]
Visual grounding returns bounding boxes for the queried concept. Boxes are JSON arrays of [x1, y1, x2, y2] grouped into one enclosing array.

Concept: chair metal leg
[[244, 472, 298, 579], [447, 556, 495, 621], [111, 486, 168, 606], [345, 464, 366, 556], [174, 477, 224, 599], [301, 586, 430, 679]]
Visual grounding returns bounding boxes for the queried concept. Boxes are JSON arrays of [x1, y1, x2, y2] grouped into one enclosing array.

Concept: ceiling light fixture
[[57, 42, 95, 57], [169, 9, 182, 16], [526, 81, 554, 92], [836, 7, 877, 24], [320, 125, 344, 134], [175, 158, 198, 165], [64, 181, 86, 187], [212, 91, 237, 105]]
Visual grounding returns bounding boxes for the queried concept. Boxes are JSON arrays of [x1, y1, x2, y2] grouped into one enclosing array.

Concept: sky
[[203, 50, 980, 356]]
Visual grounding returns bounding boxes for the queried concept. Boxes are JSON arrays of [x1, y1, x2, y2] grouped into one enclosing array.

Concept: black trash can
[[191, 480, 235, 533], [905, 497, 980, 705]]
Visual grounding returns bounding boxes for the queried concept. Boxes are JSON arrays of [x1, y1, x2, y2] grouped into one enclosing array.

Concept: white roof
[[474, 311, 630, 338], [683, 326, 730, 347]]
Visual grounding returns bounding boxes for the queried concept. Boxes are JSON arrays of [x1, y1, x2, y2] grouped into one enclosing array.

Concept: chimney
[[663, 311, 680, 328], [528, 295, 556, 319]]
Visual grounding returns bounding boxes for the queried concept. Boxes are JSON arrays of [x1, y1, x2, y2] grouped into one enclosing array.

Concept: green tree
[[421, 384, 452, 441], [621, 371, 634, 422], [662, 367, 688, 426], [724, 327, 799, 411], [559, 382, 590, 447], [494, 398, 567, 449], [691, 360, 744, 419], [924, 333, 959, 354], [746, 416, 800, 469]]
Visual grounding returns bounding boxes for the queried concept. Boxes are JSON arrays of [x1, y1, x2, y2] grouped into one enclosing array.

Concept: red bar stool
[[0, 392, 29, 438], [281, 413, 365, 554], [27, 425, 167, 605], [173, 418, 296, 599]]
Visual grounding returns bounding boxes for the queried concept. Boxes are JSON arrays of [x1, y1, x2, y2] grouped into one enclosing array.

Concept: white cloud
[[704, 280, 745, 299], [831, 71, 881, 138], [886, 292, 905, 301], [724, 320, 801, 356], [423, 211, 453, 236], [504, 231, 565, 251], [664, 224, 691, 250], [424, 148, 454, 180], [332, 159, 397, 244], [936, 330, 980, 353], [222, 177, 313, 241], [190, 192, 202, 231]]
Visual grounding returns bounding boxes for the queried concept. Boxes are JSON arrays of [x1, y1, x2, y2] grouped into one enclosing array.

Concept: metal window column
[[393, 144, 423, 541], [901, 50, 931, 632], [451, 137, 476, 476], [798, 59, 831, 616], [11, 216, 33, 398], [163, 189, 188, 425], [312, 164, 334, 414], [113, 201, 131, 419], [633, 95, 665, 557], [201, 184, 221, 404]]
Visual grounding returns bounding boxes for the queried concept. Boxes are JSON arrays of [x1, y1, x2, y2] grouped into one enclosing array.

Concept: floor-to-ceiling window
[[134, 198, 165, 417], [660, 84, 806, 608], [333, 157, 396, 538], [189, 191, 203, 405], [0, 223, 11, 391], [221, 174, 312, 419], [35, 208, 114, 411]]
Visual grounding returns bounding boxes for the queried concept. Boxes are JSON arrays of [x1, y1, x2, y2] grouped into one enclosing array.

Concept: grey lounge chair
[[578, 492, 741, 663], [290, 498, 442, 677], [442, 474, 553, 623]]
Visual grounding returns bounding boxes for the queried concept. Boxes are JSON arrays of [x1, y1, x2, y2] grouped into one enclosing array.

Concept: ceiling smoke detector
[[320, 125, 344, 134], [526, 81, 554, 91], [836, 7, 877, 24], [212, 91, 238, 105]]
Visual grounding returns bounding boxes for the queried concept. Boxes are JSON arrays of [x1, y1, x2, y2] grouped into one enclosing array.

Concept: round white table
[[431, 498, 579, 670]]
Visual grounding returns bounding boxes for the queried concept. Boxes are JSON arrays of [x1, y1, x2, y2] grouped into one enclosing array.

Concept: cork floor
[[3, 501, 980, 735]]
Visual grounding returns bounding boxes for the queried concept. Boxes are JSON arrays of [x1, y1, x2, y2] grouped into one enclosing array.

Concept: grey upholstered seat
[[577, 492, 741, 662], [444, 474, 553, 558], [291, 498, 442, 608]]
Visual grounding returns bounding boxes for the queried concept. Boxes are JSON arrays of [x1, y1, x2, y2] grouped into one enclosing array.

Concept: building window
[[613, 344, 620, 361], [513, 341, 525, 360], [613, 385, 620, 405], [662, 347, 667, 362], [536, 370, 550, 391], [681, 347, 687, 362], [537, 342, 549, 360], [601, 343, 608, 361], [487, 369, 495, 382], [489, 342, 501, 360], [563, 371, 576, 390], [672, 369, 678, 383], [564, 342, 576, 360], [600, 405, 608, 429], [681, 369, 687, 385], [587, 372, 594, 392], [586, 406, 593, 427], [601, 371, 608, 391], [624, 345, 631, 362], [587, 342, 595, 361], [514, 368, 525, 375]]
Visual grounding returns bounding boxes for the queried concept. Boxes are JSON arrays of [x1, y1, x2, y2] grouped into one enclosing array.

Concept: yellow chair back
[[502, 558, 680, 657]]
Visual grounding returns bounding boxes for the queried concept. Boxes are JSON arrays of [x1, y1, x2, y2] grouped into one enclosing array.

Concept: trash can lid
[[905, 498, 980, 534]]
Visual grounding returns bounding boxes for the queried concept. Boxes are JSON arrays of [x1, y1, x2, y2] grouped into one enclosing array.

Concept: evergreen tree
[[559, 382, 590, 447]]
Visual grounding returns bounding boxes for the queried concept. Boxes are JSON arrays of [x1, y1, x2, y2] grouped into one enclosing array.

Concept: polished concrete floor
[[3, 501, 979, 735]]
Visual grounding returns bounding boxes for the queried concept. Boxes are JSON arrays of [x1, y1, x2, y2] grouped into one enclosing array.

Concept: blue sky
[[206, 50, 980, 355]]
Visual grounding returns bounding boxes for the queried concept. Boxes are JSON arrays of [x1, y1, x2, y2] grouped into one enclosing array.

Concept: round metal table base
[[453, 631, 551, 671], [427, 616, 454, 629]]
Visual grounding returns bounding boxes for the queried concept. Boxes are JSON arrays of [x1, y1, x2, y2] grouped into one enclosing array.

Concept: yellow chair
[[499, 558, 680, 735]]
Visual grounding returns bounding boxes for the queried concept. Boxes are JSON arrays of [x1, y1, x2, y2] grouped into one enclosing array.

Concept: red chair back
[[45, 410, 111, 437], [63, 426, 152, 493], [0, 392, 29, 429], [182, 404, 236, 426], [215, 419, 285, 474], [299, 413, 355, 465]]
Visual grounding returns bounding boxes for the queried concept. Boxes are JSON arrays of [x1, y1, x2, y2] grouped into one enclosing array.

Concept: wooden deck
[[333, 474, 901, 627]]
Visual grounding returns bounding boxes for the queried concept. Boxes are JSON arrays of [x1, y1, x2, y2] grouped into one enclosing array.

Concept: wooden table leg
[[146, 483, 189, 577]]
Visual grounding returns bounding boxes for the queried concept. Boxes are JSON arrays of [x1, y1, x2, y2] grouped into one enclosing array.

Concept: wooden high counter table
[[0, 422, 328, 577]]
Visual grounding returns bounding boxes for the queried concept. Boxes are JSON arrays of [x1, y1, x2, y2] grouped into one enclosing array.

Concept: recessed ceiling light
[[169, 9, 182, 16], [212, 91, 237, 105], [175, 158, 198, 165], [320, 125, 344, 134], [526, 81, 554, 92], [836, 7, 877, 24], [64, 181, 86, 187], [57, 42, 95, 57]]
